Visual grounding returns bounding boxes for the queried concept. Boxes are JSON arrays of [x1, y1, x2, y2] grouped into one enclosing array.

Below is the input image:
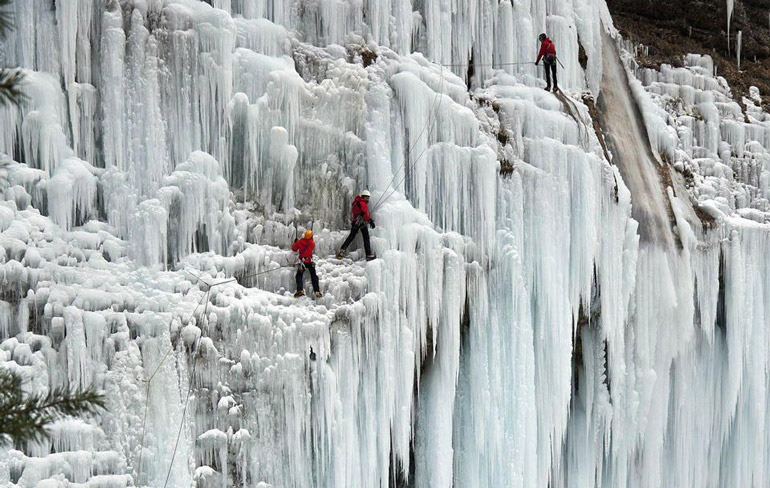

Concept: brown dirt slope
[[607, 0, 770, 107]]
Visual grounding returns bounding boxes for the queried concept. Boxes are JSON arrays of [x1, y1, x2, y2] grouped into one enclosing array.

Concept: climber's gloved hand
[[369, 220, 376, 229], [534, 61, 539, 66]]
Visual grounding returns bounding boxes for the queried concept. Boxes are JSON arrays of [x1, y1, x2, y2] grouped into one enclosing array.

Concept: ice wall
[[0, 1, 769, 488]]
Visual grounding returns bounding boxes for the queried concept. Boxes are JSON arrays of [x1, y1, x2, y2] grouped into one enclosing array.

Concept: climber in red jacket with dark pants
[[292, 230, 322, 298], [535, 33, 558, 93], [337, 190, 376, 261]]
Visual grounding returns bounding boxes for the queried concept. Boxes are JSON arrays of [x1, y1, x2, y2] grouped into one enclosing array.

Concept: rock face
[[0, 1, 769, 488]]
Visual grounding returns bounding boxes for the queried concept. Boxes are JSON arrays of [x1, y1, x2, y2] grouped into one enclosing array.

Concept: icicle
[[46, 157, 98, 230], [727, 0, 734, 55]]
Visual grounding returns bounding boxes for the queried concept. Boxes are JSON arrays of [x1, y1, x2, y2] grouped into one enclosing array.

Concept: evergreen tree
[[0, 0, 27, 107], [0, 68, 25, 106], [0, 2, 104, 448], [0, 369, 105, 446], [0, 0, 11, 34]]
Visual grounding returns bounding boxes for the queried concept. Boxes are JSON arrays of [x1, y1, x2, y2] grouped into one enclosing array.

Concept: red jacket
[[292, 237, 315, 262], [351, 196, 371, 224], [536, 38, 556, 63]]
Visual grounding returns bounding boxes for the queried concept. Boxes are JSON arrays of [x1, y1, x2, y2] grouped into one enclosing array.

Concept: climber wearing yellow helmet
[[292, 229, 322, 298]]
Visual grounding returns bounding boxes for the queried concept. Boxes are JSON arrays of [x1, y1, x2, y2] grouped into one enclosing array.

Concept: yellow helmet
[[304, 229, 313, 239]]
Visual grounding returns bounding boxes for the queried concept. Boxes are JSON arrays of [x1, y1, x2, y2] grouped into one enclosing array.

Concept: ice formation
[[727, 0, 735, 54], [0, 1, 768, 487]]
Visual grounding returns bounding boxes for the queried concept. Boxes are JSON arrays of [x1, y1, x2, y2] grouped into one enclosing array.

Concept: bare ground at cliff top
[[613, 12, 770, 109]]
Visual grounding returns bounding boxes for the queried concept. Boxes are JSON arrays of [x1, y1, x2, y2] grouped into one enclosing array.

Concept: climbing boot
[[552, 84, 559, 93], [336, 249, 346, 259], [366, 254, 377, 261], [294, 290, 306, 298], [314, 291, 323, 298], [544, 85, 551, 92]]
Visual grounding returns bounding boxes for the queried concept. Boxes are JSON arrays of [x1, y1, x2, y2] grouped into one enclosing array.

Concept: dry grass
[[613, 11, 770, 109]]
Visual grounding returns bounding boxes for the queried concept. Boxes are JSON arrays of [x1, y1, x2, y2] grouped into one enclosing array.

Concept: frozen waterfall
[[1, 1, 769, 487]]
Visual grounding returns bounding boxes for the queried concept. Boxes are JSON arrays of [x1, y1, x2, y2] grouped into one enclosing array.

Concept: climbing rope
[[136, 289, 210, 485], [372, 57, 554, 211], [438, 60, 536, 68], [136, 278, 215, 485], [210, 263, 297, 285], [135, 263, 293, 484], [372, 62, 446, 212], [556, 92, 590, 148], [371, 63, 445, 212], [163, 289, 210, 488], [158, 258, 333, 483]]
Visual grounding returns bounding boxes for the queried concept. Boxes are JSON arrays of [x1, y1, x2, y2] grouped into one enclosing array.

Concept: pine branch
[[0, 0, 13, 38], [0, 369, 105, 446], [0, 68, 26, 107], [0, 368, 23, 403]]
